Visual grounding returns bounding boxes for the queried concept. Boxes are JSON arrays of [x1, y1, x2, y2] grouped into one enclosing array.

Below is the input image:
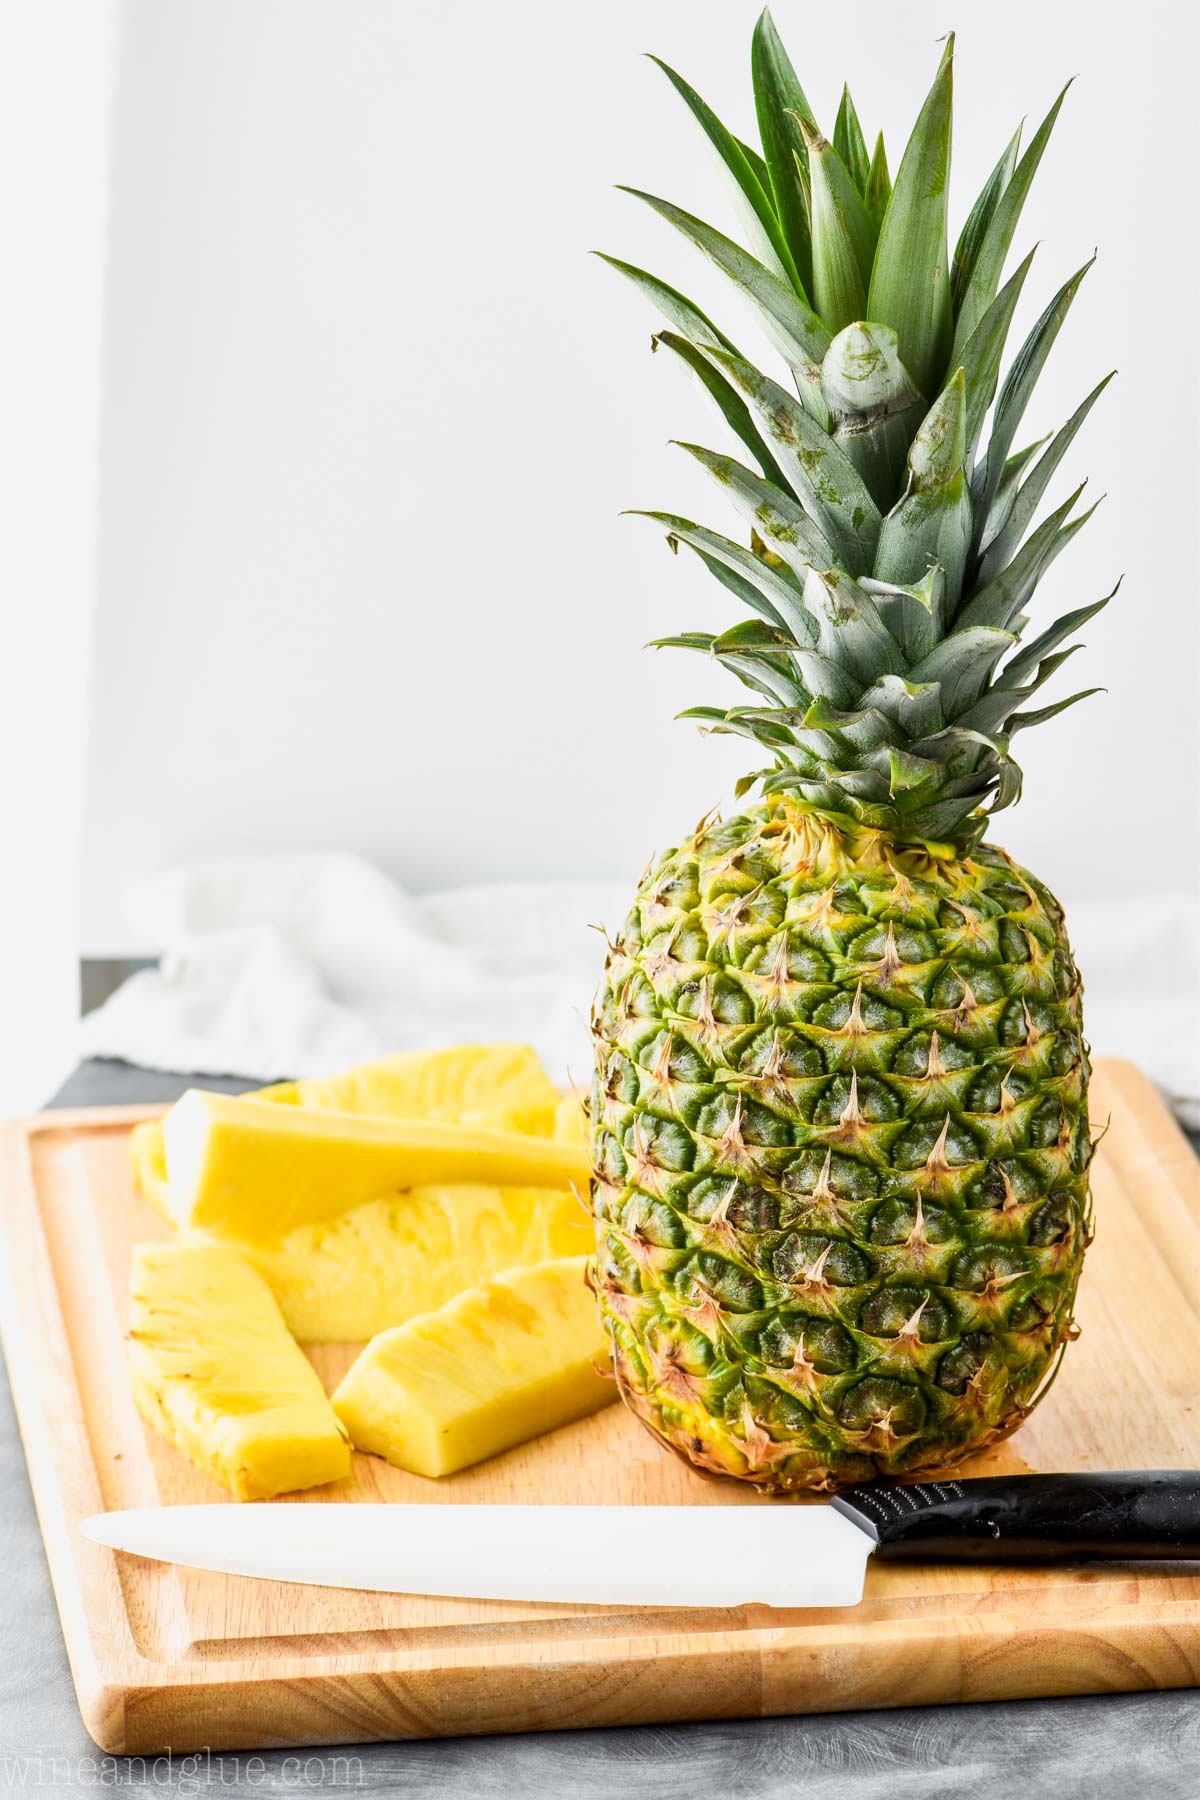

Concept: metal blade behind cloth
[[83, 1502, 874, 1609]]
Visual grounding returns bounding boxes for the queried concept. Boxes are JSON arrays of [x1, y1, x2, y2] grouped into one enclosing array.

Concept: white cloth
[[80, 856, 628, 1090], [81, 856, 1200, 1128]]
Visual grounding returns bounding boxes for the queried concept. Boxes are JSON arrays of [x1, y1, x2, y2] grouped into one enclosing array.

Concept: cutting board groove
[[2, 1059, 1200, 1752]]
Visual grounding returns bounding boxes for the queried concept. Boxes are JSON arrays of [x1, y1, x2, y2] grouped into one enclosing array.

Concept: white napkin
[[81, 855, 1200, 1128], [80, 855, 628, 1089]]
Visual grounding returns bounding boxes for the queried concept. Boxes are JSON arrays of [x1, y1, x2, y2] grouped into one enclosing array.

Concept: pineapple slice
[[128, 1242, 351, 1500], [552, 1091, 587, 1149], [130, 1119, 172, 1221], [229, 1185, 592, 1341], [287, 1044, 558, 1124], [332, 1257, 613, 1478], [162, 1089, 590, 1239], [130, 1044, 559, 1218]]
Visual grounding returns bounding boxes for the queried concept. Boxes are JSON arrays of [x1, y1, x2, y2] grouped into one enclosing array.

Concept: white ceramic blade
[[83, 1503, 873, 1609]]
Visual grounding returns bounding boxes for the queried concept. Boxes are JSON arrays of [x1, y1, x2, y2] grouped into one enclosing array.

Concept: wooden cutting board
[[2, 1058, 1199, 1754]]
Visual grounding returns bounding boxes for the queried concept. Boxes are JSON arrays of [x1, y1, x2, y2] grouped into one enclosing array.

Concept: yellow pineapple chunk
[[128, 1242, 351, 1500], [332, 1257, 613, 1477], [288, 1043, 558, 1123], [162, 1090, 590, 1239], [229, 1185, 592, 1341], [552, 1091, 588, 1148], [130, 1044, 559, 1221], [130, 1120, 172, 1220]]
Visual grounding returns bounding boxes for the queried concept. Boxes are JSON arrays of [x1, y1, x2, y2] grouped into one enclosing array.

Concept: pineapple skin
[[332, 1256, 615, 1478], [589, 798, 1092, 1492], [128, 1242, 351, 1500]]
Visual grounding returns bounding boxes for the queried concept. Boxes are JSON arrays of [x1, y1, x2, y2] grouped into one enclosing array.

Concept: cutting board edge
[[73, 1606, 1200, 1754]]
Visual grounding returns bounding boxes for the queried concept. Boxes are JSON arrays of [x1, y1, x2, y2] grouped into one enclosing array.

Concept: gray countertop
[[0, 1056, 1196, 1799]]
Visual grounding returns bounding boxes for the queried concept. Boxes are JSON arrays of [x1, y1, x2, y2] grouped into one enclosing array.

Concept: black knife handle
[[831, 1471, 1200, 1562]]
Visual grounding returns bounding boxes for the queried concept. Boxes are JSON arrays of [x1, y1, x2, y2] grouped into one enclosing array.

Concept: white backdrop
[[81, 0, 1199, 952], [0, 2, 118, 1109]]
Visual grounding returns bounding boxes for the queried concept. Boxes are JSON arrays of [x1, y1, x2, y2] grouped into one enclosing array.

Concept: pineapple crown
[[604, 15, 1117, 853]]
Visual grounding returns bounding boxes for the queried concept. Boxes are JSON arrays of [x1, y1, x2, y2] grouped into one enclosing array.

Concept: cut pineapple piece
[[131, 1045, 559, 1220], [128, 1242, 351, 1500], [163, 1090, 590, 1239], [130, 1120, 172, 1221], [331, 1256, 614, 1478], [288, 1044, 557, 1123], [552, 1092, 587, 1148], [225, 1184, 591, 1341]]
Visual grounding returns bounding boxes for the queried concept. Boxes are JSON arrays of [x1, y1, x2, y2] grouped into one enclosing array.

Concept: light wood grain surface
[[1, 1058, 1198, 1756]]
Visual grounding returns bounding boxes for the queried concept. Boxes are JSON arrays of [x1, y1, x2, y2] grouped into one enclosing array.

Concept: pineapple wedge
[[162, 1089, 590, 1239], [130, 1045, 560, 1218], [287, 1043, 558, 1124], [128, 1242, 351, 1499], [230, 1185, 591, 1341], [332, 1257, 614, 1477], [130, 1119, 172, 1221]]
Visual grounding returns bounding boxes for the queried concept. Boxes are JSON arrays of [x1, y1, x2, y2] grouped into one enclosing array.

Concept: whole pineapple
[[590, 16, 1110, 1491]]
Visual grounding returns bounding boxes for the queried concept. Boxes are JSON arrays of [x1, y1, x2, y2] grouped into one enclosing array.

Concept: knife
[[82, 1472, 1200, 1610]]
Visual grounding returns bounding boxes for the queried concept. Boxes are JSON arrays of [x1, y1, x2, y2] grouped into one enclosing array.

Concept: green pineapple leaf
[[865, 566, 948, 663], [819, 323, 923, 511], [833, 86, 872, 195], [983, 435, 1052, 546], [957, 486, 1092, 630], [790, 644, 863, 707], [648, 56, 802, 291], [734, 135, 772, 197], [978, 373, 1114, 580], [594, 254, 739, 353], [630, 511, 815, 641], [618, 187, 831, 402], [672, 439, 836, 573], [654, 333, 793, 491], [952, 84, 1071, 359], [801, 567, 904, 685], [750, 8, 817, 296], [956, 248, 1036, 463], [689, 544, 801, 625], [907, 626, 1015, 714], [864, 132, 891, 236], [973, 254, 1096, 532], [950, 125, 1021, 314], [801, 117, 876, 333], [821, 323, 923, 511], [861, 673, 946, 737], [679, 704, 800, 749], [705, 348, 883, 572], [874, 371, 972, 603], [1006, 687, 1103, 735], [866, 36, 954, 401], [1000, 580, 1120, 687], [655, 623, 811, 706], [958, 646, 1083, 734]]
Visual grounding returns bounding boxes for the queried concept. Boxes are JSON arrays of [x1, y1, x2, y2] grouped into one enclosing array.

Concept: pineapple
[[162, 1088, 589, 1238], [591, 17, 1106, 1490], [232, 1185, 591, 1342], [130, 1118, 172, 1221], [132, 1047, 591, 1341], [130, 1044, 561, 1215], [332, 1257, 614, 1478], [128, 1242, 351, 1499]]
